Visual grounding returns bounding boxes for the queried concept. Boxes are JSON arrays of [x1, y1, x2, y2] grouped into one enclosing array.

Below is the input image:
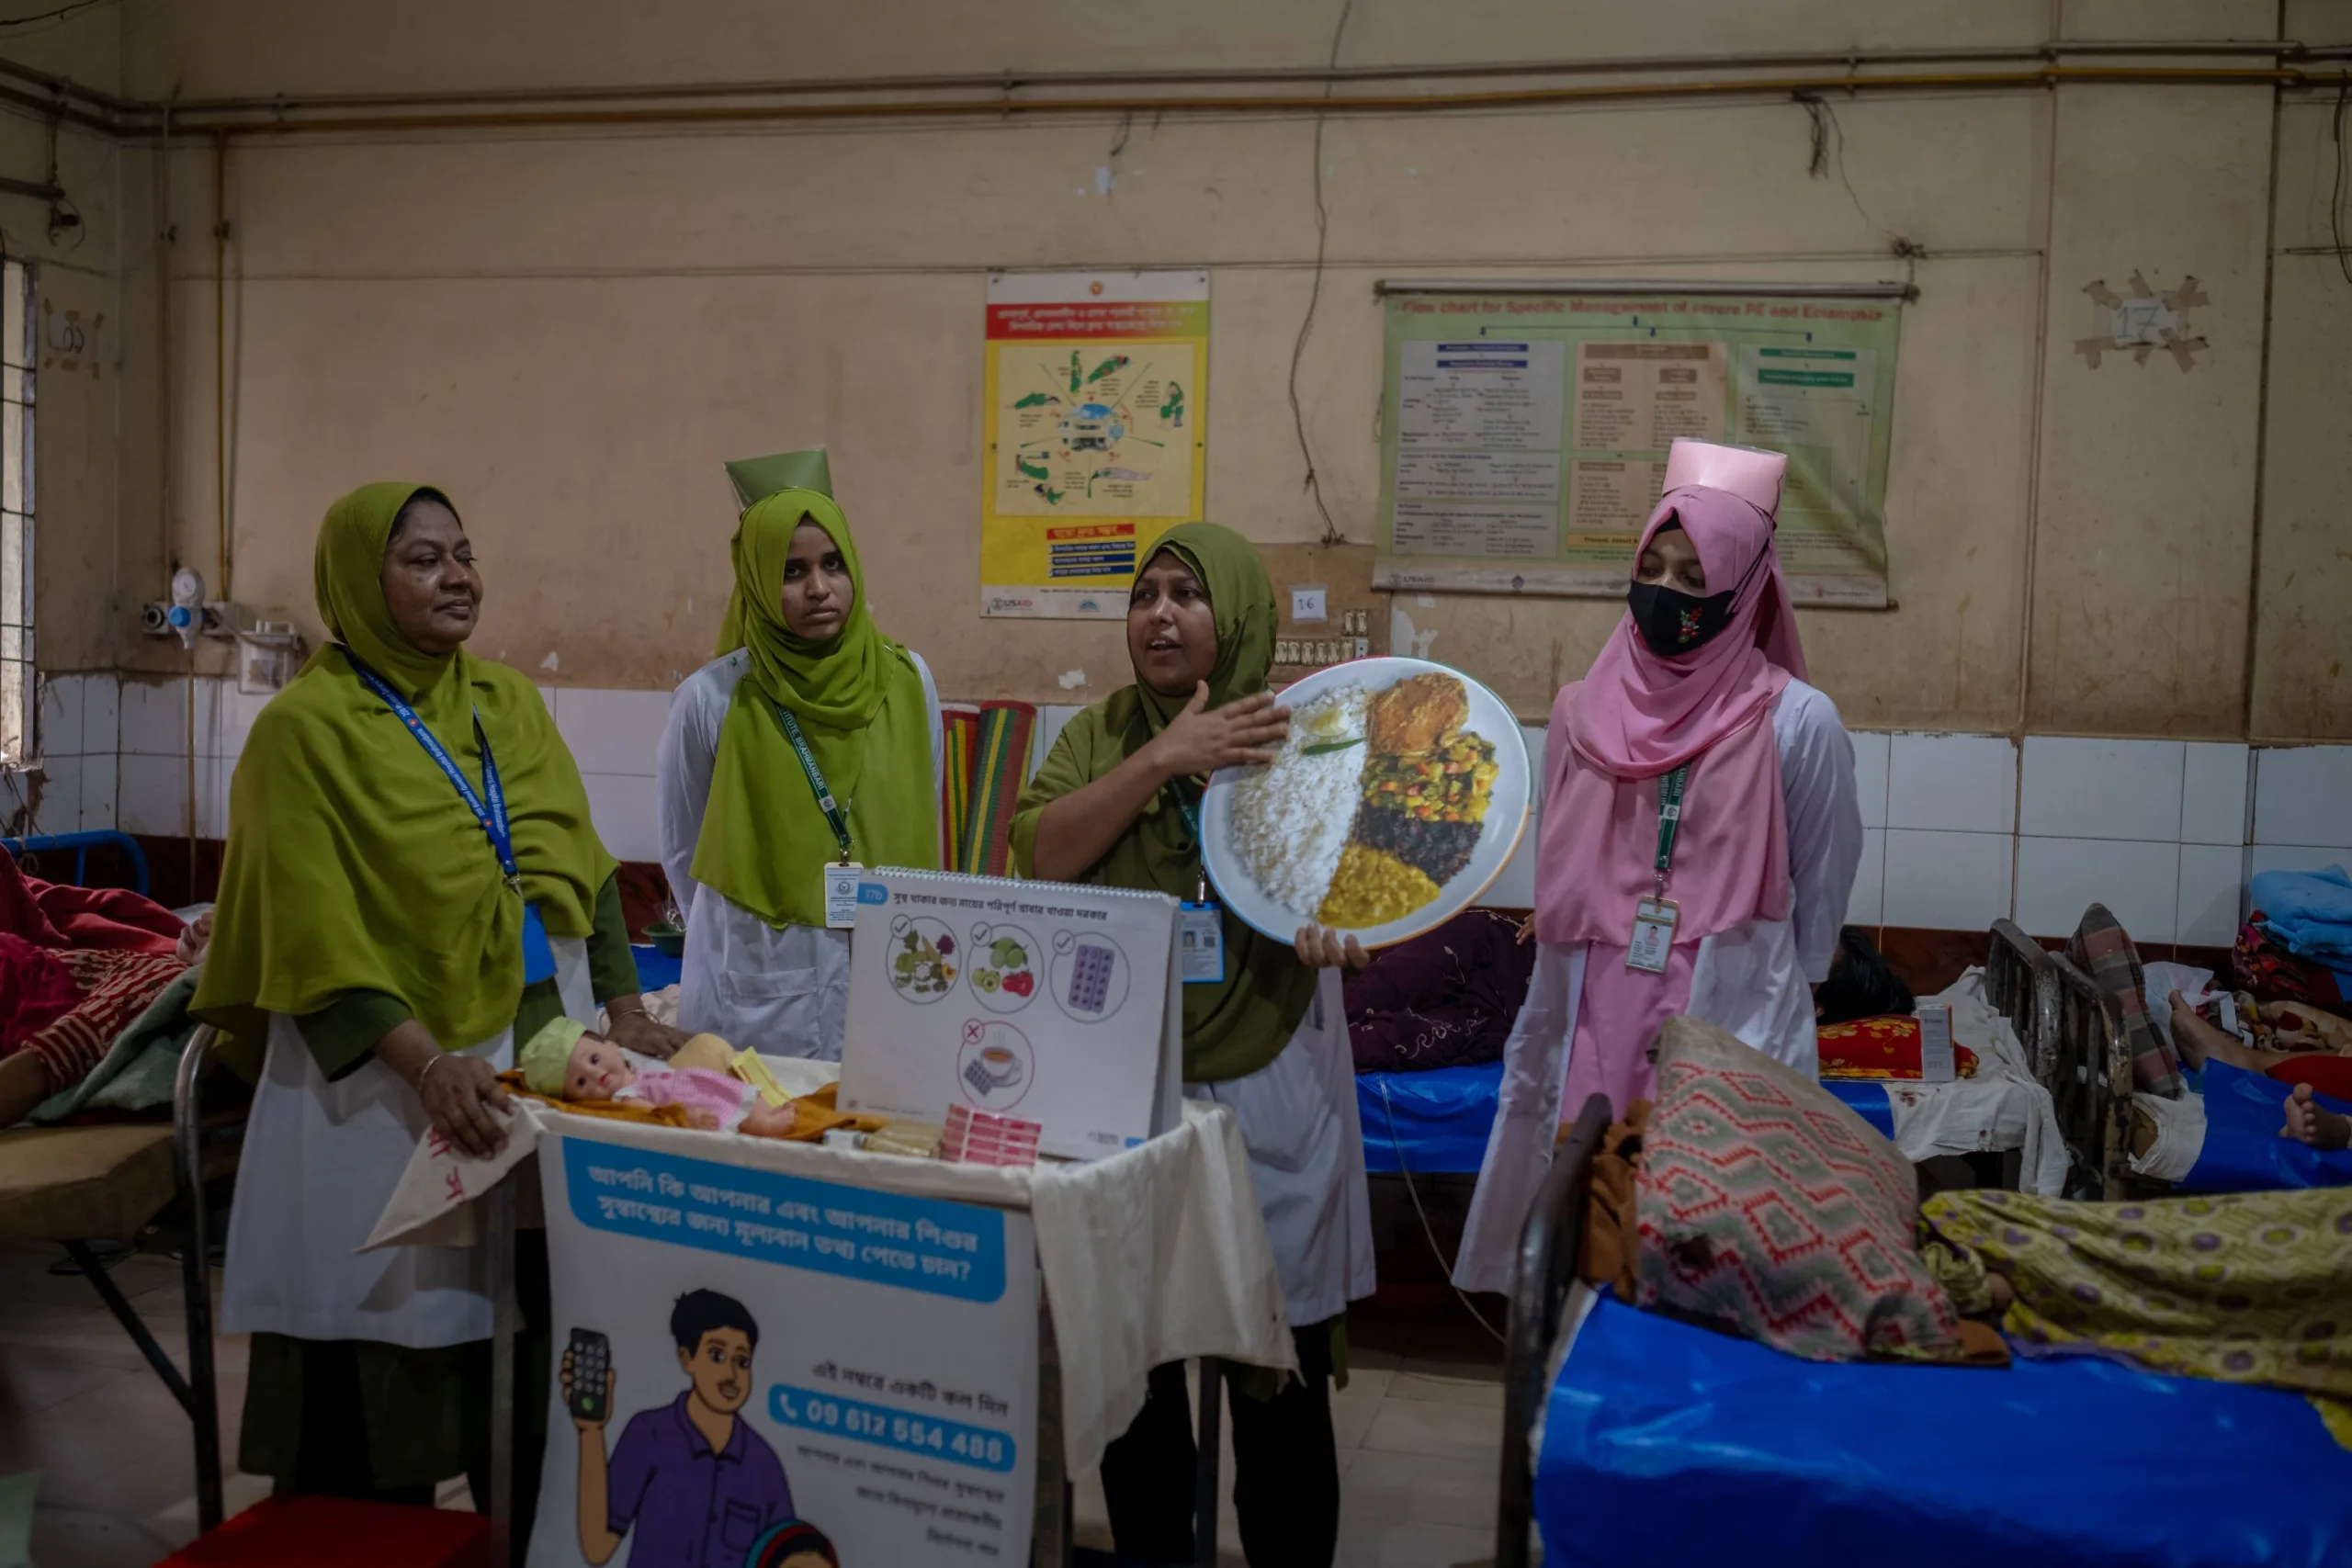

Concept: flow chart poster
[[1374, 290, 1902, 606], [980, 270, 1209, 619], [531, 1124, 1039, 1568]]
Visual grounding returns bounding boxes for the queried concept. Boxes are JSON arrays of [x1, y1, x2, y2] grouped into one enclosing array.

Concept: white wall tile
[[1887, 733, 2016, 835], [556, 688, 672, 777], [1846, 826, 1885, 927], [2253, 746, 2352, 850], [117, 757, 190, 836], [536, 686, 559, 719], [1883, 829, 2012, 931], [31, 755, 81, 833], [81, 674, 118, 759], [1520, 723, 1549, 805], [78, 754, 114, 829], [2177, 844, 2244, 948], [581, 773, 661, 863], [216, 683, 274, 761], [2018, 737, 2182, 842], [195, 756, 233, 840], [2248, 844, 2352, 884], [119, 677, 212, 757], [37, 674, 83, 757], [2179, 742, 2251, 846], [2013, 836, 2179, 943], [1848, 730, 1890, 830]]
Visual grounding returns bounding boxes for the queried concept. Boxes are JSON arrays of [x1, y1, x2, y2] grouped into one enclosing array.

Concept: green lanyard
[[1652, 764, 1690, 897], [774, 704, 854, 864]]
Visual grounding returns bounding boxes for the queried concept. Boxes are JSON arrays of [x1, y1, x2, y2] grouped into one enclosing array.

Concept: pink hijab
[[1534, 485, 1807, 947]]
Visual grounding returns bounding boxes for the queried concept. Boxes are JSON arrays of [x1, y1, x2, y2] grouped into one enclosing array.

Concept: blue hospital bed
[[1354, 1061, 1901, 1173], [1495, 1096, 2352, 1568]]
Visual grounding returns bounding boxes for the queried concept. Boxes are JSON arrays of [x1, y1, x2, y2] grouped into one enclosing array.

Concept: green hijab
[[691, 479, 937, 927], [193, 483, 616, 1074], [1007, 522, 1318, 1082]]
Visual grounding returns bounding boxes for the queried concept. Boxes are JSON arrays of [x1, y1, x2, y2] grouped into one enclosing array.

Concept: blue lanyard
[[344, 649, 523, 896]]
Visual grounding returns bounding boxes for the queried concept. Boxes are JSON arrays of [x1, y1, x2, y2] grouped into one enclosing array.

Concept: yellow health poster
[[980, 271, 1208, 619]]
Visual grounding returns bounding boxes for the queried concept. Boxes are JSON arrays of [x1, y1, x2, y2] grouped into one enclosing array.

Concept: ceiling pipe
[[0, 50, 2335, 143], [154, 65, 2338, 140], [13, 37, 2313, 118]]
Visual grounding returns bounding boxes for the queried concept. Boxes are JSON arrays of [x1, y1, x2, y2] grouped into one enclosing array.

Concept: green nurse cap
[[724, 447, 832, 511]]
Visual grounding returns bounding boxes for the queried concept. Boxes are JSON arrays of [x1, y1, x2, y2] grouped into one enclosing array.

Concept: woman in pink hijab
[[1453, 441, 1864, 1292]]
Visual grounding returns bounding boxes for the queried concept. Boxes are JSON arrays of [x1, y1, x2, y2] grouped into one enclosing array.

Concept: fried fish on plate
[[1366, 671, 1469, 755]]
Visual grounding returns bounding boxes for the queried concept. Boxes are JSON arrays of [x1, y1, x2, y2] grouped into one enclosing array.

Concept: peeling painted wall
[[16, 0, 2348, 741]]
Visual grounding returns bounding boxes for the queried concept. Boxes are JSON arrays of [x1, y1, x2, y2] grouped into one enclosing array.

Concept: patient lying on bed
[[2168, 991, 2351, 1151], [518, 1016, 799, 1136]]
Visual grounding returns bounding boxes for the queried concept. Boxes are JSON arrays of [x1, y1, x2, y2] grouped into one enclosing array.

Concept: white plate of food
[[1200, 658, 1532, 948]]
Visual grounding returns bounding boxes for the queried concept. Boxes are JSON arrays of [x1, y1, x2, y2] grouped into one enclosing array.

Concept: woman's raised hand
[[1148, 682, 1290, 779]]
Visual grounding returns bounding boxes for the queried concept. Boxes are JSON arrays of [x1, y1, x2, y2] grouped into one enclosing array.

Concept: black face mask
[[1626, 580, 1736, 657]]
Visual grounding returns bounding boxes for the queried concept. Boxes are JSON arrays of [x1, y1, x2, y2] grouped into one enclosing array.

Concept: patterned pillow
[[1816, 1015, 1980, 1079], [1634, 1015, 1964, 1361]]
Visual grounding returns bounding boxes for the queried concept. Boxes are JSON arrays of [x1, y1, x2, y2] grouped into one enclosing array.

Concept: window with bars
[[0, 256, 29, 766]]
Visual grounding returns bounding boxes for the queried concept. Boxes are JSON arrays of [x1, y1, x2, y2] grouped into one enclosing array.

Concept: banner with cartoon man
[[527, 1116, 1039, 1567]]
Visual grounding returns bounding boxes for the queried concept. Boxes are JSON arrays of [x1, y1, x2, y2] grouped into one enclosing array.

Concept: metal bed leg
[[1193, 1357, 1220, 1568], [171, 1023, 224, 1533], [488, 1176, 520, 1560], [63, 1238, 195, 1409], [1496, 1095, 1611, 1568]]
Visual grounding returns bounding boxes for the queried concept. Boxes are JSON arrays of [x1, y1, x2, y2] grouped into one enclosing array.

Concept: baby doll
[[520, 1017, 798, 1136]]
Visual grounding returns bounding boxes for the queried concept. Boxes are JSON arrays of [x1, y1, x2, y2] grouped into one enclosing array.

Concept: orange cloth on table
[[1816, 1015, 1979, 1080]]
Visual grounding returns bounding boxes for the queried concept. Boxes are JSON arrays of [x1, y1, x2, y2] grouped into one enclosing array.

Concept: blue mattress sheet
[[1355, 1070, 1911, 1175], [1537, 1293, 2352, 1568], [1356, 1061, 1500, 1175], [1824, 1077, 1895, 1136], [2181, 1061, 2352, 1192]]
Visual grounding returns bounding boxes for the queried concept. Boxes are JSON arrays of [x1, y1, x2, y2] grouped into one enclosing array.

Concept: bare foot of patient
[[2283, 1083, 2352, 1151], [2168, 990, 2263, 1073]]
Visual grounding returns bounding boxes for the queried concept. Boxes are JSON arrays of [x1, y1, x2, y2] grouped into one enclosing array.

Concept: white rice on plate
[[1228, 685, 1369, 920]]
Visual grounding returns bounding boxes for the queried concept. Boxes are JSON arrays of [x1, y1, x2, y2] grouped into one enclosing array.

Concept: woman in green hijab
[[657, 448, 943, 1059], [197, 483, 683, 1523], [1010, 523, 1373, 1568]]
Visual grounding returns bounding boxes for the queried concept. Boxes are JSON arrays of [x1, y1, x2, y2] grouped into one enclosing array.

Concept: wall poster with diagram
[[1374, 288, 1903, 606], [980, 271, 1208, 619]]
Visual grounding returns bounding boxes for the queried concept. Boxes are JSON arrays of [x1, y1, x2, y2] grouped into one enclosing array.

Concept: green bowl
[[643, 921, 685, 959]]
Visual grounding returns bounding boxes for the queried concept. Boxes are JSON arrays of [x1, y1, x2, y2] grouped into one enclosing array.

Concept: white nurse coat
[[655, 649, 943, 1059], [1451, 677, 1863, 1293]]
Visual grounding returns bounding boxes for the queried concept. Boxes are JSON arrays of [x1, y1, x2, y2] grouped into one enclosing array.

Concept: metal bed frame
[[2046, 947, 2139, 1200], [1494, 1092, 1611, 1568], [1984, 917, 2059, 1082], [2, 827, 152, 896]]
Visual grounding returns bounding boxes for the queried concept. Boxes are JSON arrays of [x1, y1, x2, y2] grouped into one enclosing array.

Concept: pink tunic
[[617, 1066, 755, 1131]]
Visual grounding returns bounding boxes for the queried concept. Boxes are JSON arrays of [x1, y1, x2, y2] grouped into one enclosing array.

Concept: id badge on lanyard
[[1175, 792, 1225, 985], [1626, 763, 1690, 975]]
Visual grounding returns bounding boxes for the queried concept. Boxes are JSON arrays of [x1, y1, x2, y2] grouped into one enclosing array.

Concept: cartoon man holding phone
[[564, 1290, 797, 1568]]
